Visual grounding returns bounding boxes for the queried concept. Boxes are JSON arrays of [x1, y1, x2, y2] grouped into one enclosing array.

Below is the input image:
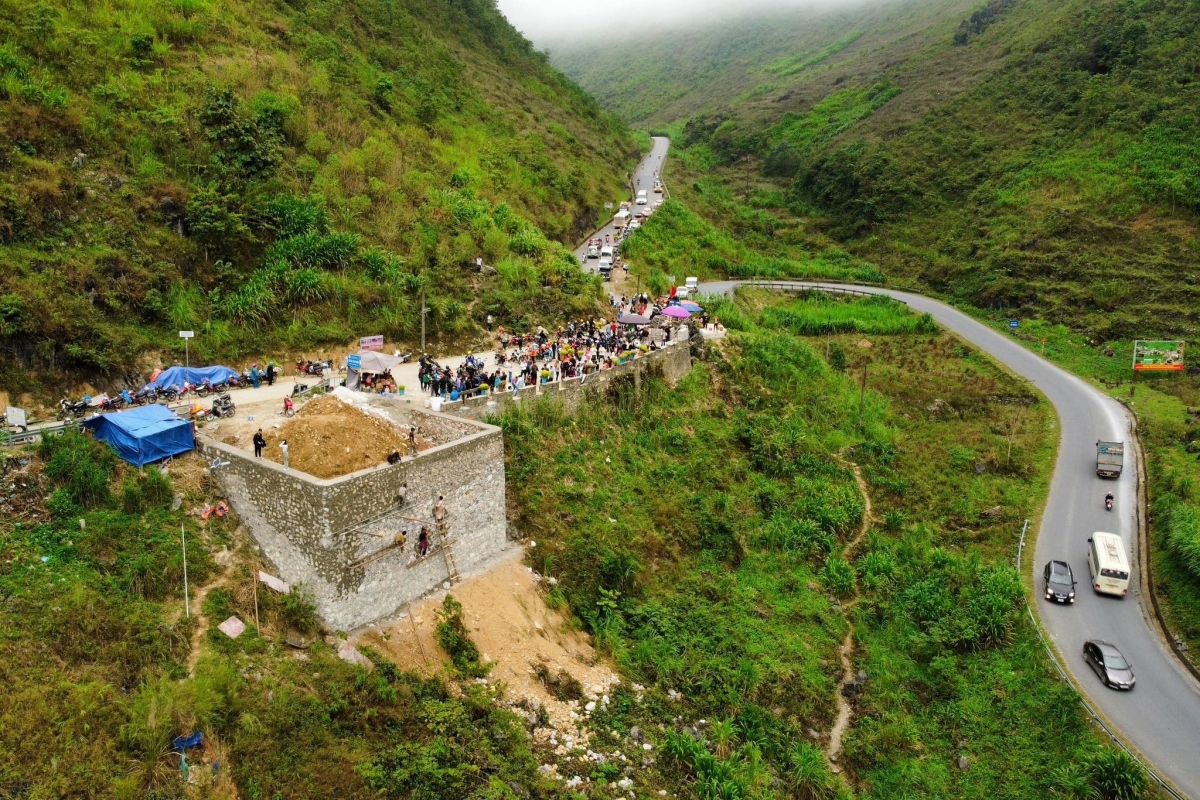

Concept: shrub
[[435, 595, 489, 677], [822, 556, 856, 597], [39, 429, 117, 508], [281, 585, 318, 634]]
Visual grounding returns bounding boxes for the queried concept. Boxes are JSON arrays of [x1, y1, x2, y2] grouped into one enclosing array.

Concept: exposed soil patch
[[258, 395, 423, 479], [358, 550, 618, 734]]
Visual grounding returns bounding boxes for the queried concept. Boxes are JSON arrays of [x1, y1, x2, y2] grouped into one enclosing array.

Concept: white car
[[636, 196, 648, 205]]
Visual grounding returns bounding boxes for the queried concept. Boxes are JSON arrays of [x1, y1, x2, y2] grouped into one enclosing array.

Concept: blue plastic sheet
[[83, 405, 195, 467], [172, 731, 204, 751], [145, 365, 239, 391]]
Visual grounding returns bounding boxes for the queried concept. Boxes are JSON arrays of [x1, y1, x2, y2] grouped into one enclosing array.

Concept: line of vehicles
[[1042, 440, 1136, 691]]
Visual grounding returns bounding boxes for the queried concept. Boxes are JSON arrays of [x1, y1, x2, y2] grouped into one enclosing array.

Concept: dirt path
[[826, 456, 875, 771], [181, 536, 243, 676]]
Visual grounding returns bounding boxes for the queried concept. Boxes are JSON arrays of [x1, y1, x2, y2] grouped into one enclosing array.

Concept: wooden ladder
[[440, 523, 460, 583]]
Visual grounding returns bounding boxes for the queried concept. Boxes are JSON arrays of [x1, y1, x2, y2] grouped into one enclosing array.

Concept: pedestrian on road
[[253, 429, 266, 458], [280, 439, 289, 469], [250, 364, 261, 389], [266, 361, 276, 386]]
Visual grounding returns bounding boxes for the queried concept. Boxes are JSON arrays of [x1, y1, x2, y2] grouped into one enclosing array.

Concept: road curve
[[698, 280, 1200, 797], [574, 136, 670, 268]]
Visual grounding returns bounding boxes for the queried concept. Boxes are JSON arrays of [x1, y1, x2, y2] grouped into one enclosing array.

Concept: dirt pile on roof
[[261, 394, 410, 479]]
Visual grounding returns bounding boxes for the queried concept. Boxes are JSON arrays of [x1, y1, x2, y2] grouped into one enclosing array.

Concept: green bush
[[435, 595, 489, 677], [38, 429, 117, 508]]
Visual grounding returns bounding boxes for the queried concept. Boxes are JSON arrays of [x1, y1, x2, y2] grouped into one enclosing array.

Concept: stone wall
[[199, 412, 507, 631], [439, 332, 693, 423]]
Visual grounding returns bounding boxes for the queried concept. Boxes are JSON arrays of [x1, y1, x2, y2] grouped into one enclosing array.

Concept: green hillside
[[558, 0, 1200, 341], [0, 0, 638, 392]]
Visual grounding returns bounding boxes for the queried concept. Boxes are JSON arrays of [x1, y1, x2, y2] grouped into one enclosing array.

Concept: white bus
[[1087, 531, 1130, 597]]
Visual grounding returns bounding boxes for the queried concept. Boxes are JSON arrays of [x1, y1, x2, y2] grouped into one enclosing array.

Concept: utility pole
[[181, 524, 190, 618], [858, 364, 868, 431], [420, 290, 427, 353]]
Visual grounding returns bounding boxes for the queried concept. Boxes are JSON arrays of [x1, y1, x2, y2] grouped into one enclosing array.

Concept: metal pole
[[421, 290, 426, 353], [181, 524, 190, 617], [185, 338, 189, 370]]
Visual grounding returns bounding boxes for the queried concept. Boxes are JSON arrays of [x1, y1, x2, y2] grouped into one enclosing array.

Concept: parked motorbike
[[58, 397, 89, 420], [210, 393, 235, 419]]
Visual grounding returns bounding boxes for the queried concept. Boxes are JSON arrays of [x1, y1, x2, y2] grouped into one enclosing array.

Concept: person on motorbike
[[1105, 492, 1114, 509]]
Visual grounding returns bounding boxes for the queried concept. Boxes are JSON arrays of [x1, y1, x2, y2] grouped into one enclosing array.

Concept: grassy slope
[[556, 0, 1200, 341], [0, 292, 1148, 797], [0, 0, 638, 392], [503, 289, 1145, 798]]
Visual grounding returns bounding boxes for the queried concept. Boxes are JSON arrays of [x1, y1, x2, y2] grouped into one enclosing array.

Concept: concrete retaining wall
[[438, 333, 693, 423], [199, 412, 506, 631]]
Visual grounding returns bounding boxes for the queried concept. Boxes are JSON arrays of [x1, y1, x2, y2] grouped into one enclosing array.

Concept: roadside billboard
[[1133, 340, 1185, 372], [359, 335, 384, 352]]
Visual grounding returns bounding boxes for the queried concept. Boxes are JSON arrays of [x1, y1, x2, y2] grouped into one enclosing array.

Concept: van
[[1087, 532, 1130, 596], [685, 276, 699, 292], [600, 246, 614, 261]]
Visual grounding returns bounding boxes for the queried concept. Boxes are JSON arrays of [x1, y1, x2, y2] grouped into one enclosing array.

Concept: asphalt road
[[699, 281, 1200, 796], [574, 136, 670, 271]]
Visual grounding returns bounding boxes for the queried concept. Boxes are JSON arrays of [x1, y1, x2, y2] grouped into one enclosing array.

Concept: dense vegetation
[[618, 199, 885, 295], [0, 292, 1150, 798], [559, 0, 1200, 340], [502, 289, 1145, 798], [0, 0, 638, 392]]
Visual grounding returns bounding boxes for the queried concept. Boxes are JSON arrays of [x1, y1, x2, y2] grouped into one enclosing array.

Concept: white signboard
[[5, 407, 25, 428], [179, 330, 194, 339]]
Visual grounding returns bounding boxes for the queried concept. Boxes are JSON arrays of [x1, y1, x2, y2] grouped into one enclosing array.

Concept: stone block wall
[[199, 413, 506, 631], [440, 333, 693, 423]]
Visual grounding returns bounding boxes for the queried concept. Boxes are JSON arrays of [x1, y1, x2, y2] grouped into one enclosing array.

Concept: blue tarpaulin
[[83, 405, 195, 467], [145, 365, 239, 391]]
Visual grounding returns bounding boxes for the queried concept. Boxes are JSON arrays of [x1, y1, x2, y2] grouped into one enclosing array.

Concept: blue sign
[[1008, 320, 1019, 329], [348, 354, 361, 370]]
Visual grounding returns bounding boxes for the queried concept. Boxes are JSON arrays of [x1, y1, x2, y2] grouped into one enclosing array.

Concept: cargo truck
[[1096, 441, 1124, 478]]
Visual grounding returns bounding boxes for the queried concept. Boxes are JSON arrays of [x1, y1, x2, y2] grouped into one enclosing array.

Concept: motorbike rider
[[1105, 492, 1114, 509]]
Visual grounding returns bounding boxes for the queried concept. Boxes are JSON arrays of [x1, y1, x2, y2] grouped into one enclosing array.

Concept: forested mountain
[[0, 0, 637, 392], [559, 0, 1200, 340]]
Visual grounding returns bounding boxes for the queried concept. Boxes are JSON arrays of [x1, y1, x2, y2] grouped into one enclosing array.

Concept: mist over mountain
[[556, 0, 1200, 338]]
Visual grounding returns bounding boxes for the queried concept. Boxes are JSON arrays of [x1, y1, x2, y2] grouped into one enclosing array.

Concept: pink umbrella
[[661, 305, 691, 319]]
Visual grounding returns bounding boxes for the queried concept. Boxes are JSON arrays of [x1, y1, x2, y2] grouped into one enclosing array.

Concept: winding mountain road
[[574, 136, 670, 269], [585, 137, 1200, 793], [588, 137, 1200, 796], [699, 280, 1200, 797]]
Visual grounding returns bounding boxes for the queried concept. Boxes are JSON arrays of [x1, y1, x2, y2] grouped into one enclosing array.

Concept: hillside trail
[[826, 454, 875, 773], [176, 532, 244, 677]]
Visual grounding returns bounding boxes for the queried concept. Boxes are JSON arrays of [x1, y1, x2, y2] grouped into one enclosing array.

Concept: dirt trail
[[826, 456, 874, 771], [180, 535, 243, 676]]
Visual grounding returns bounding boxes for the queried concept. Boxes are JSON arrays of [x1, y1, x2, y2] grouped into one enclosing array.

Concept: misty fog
[[496, 0, 870, 43]]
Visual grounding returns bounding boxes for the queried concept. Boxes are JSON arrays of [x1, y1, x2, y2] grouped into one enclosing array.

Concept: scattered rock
[[1103, 347, 1115, 357], [958, 755, 970, 771], [71, 151, 88, 169], [337, 640, 374, 671], [980, 505, 1003, 519], [285, 630, 312, 649], [217, 616, 246, 639]]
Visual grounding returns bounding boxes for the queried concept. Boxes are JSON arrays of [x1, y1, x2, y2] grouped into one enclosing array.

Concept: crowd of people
[[415, 314, 684, 402]]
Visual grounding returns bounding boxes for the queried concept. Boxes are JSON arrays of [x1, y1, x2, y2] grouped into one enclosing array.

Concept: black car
[[1083, 640, 1136, 690], [1043, 560, 1076, 603]]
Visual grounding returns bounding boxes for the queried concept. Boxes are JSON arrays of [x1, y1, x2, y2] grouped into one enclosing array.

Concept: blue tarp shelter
[[84, 405, 195, 467], [145, 365, 239, 391]]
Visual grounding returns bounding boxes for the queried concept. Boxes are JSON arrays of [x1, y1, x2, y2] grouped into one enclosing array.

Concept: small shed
[[83, 404, 195, 467]]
